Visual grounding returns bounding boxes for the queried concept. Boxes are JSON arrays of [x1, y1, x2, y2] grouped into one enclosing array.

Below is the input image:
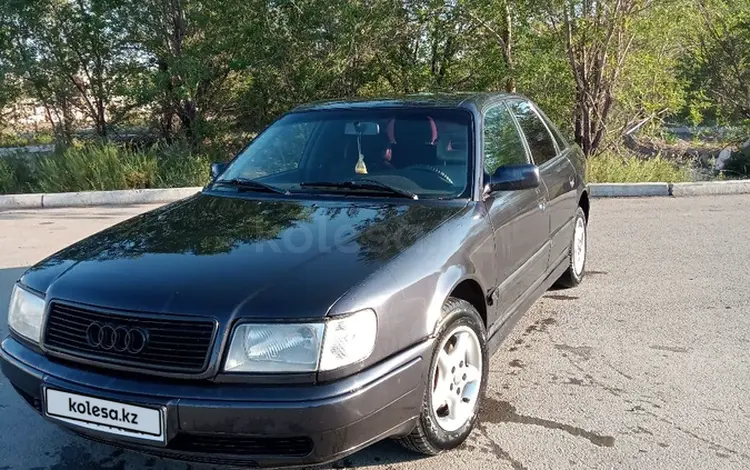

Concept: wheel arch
[[425, 266, 489, 337], [449, 279, 487, 328]]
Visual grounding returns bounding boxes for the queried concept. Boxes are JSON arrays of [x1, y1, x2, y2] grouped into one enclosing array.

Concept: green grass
[[150, 142, 213, 188], [586, 152, 693, 183], [0, 159, 18, 193], [1, 142, 215, 195], [0, 155, 38, 193], [35, 144, 159, 192]]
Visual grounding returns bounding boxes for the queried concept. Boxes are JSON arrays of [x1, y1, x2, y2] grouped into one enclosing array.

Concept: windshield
[[215, 108, 473, 199]]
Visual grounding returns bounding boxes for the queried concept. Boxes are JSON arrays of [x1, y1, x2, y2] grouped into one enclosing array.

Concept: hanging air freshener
[[354, 124, 368, 174], [355, 154, 368, 174]]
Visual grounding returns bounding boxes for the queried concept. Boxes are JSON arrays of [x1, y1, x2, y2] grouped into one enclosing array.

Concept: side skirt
[[486, 252, 570, 356]]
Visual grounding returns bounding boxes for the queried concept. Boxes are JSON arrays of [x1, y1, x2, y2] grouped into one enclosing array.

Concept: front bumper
[[0, 336, 430, 467]]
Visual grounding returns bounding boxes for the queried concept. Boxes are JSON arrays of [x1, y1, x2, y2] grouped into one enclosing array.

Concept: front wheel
[[397, 298, 488, 455], [555, 206, 587, 288]]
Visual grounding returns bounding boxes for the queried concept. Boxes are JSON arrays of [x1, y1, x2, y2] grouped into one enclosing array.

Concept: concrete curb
[[41, 187, 203, 209], [670, 180, 750, 197], [1, 180, 749, 210], [0, 187, 202, 211], [589, 180, 750, 198], [0, 193, 44, 210], [589, 183, 670, 198]]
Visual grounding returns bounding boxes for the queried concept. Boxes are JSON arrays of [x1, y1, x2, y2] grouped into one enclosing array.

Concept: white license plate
[[44, 388, 165, 443]]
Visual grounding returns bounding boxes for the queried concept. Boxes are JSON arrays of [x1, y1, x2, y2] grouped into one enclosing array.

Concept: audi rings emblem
[[86, 322, 148, 354]]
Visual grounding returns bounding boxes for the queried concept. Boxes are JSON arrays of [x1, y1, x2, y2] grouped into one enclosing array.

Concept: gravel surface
[[1, 195, 749, 470]]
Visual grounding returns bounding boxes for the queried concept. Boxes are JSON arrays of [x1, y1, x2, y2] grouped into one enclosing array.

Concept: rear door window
[[538, 110, 569, 151], [508, 101, 558, 165]]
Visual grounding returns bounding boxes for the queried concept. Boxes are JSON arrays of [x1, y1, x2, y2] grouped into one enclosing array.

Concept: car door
[[507, 100, 578, 269], [482, 102, 550, 324]]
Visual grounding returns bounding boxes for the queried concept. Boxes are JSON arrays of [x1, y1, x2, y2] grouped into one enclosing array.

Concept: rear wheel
[[397, 298, 488, 455], [555, 206, 587, 288]]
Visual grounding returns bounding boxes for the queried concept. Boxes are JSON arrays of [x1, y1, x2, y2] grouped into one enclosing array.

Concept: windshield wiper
[[300, 179, 418, 200], [214, 178, 289, 195]]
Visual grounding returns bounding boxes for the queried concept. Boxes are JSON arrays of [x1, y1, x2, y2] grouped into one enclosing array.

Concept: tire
[[397, 297, 488, 455], [555, 206, 587, 288]]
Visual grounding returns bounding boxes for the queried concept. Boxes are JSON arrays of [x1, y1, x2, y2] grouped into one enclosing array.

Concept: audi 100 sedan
[[1, 93, 589, 466]]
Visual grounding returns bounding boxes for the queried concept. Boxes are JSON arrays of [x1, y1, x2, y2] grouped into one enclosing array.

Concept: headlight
[[224, 309, 377, 373], [7, 285, 46, 344], [224, 323, 325, 373]]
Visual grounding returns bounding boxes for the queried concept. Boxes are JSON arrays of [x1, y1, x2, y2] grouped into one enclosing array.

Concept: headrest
[[386, 116, 438, 145]]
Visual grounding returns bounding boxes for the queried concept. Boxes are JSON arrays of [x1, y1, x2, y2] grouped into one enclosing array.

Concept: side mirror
[[210, 162, 228, 180], [486, 164, 540, 193]]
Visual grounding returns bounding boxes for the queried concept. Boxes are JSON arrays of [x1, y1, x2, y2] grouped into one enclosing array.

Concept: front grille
[[169, 434, 314, 456], [43, 302, 216, 374]]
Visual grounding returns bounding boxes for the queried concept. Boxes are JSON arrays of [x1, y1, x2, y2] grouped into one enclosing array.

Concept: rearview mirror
[[210, 162, 228, 180], [344, 121, 380, 136], [486, 164, 540, 193]]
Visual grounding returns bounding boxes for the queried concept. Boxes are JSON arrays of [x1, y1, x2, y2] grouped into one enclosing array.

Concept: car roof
[[291, 92, 525, 113]]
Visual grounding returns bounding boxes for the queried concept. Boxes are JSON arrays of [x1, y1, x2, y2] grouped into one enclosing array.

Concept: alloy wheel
[[572, 216, 586, 276], [431, 325, 483, 432]]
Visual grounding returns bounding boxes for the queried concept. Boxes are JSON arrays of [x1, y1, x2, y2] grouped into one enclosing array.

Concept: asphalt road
[[1, 195, 749, 470]]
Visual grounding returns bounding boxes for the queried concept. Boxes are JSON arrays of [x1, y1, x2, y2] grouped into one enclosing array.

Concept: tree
[[125, 0, 268, 145], [0, 28, 21, 130], [0, 0, 745, 155], [464, 0, 516, 92], [2, 0, 74, 141], [1, 0, 151, 139], [692, 0, 750, 121], [546, 0, 655, 156], [613, 1, 691, 133], [60, 0, 150, 137], [239, 0, 383, 129]]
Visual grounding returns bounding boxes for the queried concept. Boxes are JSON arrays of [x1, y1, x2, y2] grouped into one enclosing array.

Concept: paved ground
[[1, 195, 749, 470]]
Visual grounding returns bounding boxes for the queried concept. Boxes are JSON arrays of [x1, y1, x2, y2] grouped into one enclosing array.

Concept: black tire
[[555, 206, 587, 288], [397, 297, 488, 455]]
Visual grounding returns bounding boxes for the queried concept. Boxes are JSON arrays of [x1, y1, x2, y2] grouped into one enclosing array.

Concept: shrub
[[0, 155, 37, 194], [152, 142, 213, 188], [35, 143, 158, 193], [0, 159, 16, 193], [2, 141, 216, 194], [586, 151, 692, 183], [0, 131, 55, 148]]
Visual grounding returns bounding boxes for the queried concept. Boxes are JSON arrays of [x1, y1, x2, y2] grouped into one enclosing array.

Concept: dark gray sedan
[[1, 93, 589, 467]]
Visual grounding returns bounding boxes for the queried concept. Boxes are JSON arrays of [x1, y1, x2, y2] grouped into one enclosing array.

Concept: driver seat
[[385, 116, 439, 169]]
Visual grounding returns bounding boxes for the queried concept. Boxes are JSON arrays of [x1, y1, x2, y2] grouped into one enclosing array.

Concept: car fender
[[326, 202, 495, 376], [425, 267, 486, 337]]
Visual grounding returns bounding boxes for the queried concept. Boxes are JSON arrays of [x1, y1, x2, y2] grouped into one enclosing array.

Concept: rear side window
[[539, 111, 569, 150], [483, 104, 529, 175], [508, 101, 558, 165]]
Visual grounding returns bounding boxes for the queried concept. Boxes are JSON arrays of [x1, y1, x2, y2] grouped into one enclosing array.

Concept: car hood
[[21, 193, 466, 320]]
